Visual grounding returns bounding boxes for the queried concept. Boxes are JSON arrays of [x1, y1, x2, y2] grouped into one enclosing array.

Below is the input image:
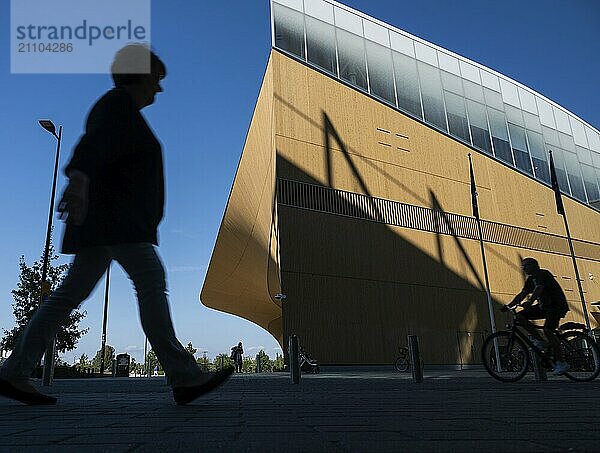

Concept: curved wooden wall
[[202, 50, 600, 364], [200, 56, 283, 345]]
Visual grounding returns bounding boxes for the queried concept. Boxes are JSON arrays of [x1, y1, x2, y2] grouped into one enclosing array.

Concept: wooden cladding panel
[[279, 205, 600, 364]]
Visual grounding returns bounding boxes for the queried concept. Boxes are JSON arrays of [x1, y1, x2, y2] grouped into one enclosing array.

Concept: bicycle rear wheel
[[561, 331, 600, 382], [482, 331, 530, 382], [394, 356, 409, 372]]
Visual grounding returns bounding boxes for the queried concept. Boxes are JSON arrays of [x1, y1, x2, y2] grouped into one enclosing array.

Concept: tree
[[213, 353, 233, 370], [146, 349, 163, 375], [1, 242, 88, 354], [92, 344, 115, 372], [196, 351, 210, 372], [185, 342, 197, 357], [129, 357, 140, 376], [75, 353, 91, 370], [242, 356, 256, 373], [256, 349, 272, 372], [128, 357, 145, 376], [273, 352, 284, 371]]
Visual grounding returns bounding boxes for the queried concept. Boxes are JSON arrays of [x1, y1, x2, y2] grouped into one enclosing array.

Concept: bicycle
[[394, 346, 410, 372], [394, 346, 424, 372], [482, 304, 600, 382]]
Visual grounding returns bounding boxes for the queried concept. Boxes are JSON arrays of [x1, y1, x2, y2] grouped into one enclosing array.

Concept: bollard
[[407, 335, 423, 383], [529, 349, 547, 381], [256, 354, 261, 373], [289, 335, 300, 384], [42, 339, 56, 386]]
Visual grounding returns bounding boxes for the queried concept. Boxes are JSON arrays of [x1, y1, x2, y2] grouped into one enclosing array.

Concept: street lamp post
[[38, 119, 62, 387], [144, 337, 149, 378], [99, 264, 111, 374]]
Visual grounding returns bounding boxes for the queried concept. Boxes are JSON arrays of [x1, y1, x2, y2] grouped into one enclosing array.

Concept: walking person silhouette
[[0, 44, 233, 406]]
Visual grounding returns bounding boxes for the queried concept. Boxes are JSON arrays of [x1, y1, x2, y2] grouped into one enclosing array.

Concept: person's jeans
[[0, 243, 202, 387]]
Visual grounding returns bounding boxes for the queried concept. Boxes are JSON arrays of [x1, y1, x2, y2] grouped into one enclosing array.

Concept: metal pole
[[561, 215, 592, 332], [144, 337, 149, 378], [407, 335, 423, 383], [476, 219, 503, 370], [99, 264, 111, 374], [256, 354, 260, 373], [42, 125, 62, 387], [289, 335, 300, 384]]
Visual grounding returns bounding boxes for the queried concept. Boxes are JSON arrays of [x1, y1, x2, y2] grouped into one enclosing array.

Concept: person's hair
[[522, 257, 539, 269], [111, 43, 166, 87]]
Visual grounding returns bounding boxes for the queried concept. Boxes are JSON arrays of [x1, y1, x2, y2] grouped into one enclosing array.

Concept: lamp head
[[38, 119, 57, 138]]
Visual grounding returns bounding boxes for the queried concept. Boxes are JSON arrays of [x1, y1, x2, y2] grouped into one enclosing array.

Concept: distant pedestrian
[[0, 44, 232, 406], [230, 342, 244, 373]]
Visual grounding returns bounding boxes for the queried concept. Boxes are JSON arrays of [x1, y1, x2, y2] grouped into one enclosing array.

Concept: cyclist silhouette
[[504, 257, 570, 375]]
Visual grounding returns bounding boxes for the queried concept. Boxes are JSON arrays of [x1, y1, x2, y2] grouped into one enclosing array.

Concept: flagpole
[[476, 221, 497, 335], [548, 150, 591, 332], [469, 154, 501, 369], [562, 215, 591, 331]]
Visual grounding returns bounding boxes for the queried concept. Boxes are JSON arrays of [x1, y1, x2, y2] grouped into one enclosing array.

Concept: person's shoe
[[532, 339, 548, 351], [0, 377, 57, 405], [172, 367, 234, 405], [552, 361, 570, 376]]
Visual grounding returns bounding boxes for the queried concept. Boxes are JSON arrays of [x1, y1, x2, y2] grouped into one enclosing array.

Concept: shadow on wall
[[275, 111, 512, 365]]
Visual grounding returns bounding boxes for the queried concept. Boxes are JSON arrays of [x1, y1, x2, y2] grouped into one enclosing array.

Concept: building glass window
[[505, 104, 524, 127], [463, 79, 484, 103], [508, 124, 533, 175], [273, 3, 306, 60], [526, 130, 550, 183], [576, 145, 592, 165], [445, 91, 470, 143], [306, 16, 337, 75], [594, 151, 600, 168], [488, 108, 513, 164], [441, 71, 462, 95], [559, 132, 576, 153], [523, 111, 542, 132], [393, 51, 422, 119], [467, 100, 492, 154], [418, 61, 447, 132], [365, 39, 395, 104], [336, 28, 368, 91], [542, 126, 560, 147], [564, 151, 587, 201], [270, 0, 600, 210], [483, 87, 503, 110], [581, 164, 600, 203]]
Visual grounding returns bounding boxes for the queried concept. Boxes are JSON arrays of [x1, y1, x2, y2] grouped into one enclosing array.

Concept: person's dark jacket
[[523, 269, 569, 313], [61, 88, 164, 254]]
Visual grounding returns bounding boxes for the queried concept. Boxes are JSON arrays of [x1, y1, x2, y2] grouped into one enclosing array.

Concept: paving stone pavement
[[0, 369, 599, 452]]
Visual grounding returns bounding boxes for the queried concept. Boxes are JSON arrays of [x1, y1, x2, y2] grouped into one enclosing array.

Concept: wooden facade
[[201, 50, 600, 365]]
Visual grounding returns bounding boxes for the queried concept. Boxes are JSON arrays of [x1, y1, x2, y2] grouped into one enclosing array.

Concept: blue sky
[[1, 0, 599, 365]]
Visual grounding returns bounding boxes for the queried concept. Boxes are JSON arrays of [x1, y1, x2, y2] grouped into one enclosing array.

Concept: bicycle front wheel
[[482, 331, 530, 382], [561, 331, 600, 382], [394, 356, 409, 372]]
